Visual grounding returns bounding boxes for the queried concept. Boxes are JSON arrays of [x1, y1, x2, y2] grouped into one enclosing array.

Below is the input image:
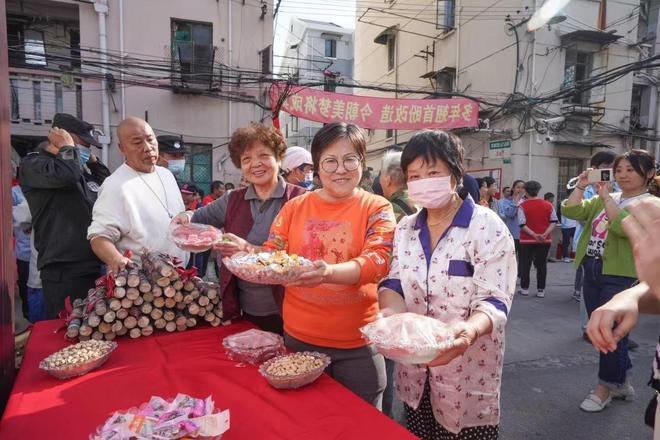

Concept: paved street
[[501, 261, 657, 440]]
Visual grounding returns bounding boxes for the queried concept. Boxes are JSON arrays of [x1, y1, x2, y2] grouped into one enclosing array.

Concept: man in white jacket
[[88, 117, 187, 273]]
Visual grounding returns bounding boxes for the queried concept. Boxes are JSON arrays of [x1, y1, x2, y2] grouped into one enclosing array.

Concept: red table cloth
[[0, 320, 416, 439]]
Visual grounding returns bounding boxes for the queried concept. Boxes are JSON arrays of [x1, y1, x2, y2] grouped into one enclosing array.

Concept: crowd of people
[[9, 112, 660, 440]]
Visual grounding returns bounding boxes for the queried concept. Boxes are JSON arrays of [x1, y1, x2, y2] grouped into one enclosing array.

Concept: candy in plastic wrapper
[[222, 251, 315, 285], [360, 313, 455, 365], [222, 329, 285, 364], [90, 394, 229, 440], [170, 223, 223, 252]]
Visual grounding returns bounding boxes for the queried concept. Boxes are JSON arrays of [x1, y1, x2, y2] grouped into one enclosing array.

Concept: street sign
[[488, 139, 512, 160]]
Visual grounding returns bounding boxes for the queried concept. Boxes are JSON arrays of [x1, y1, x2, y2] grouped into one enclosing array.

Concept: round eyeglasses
[[320, 155, 361, 173]]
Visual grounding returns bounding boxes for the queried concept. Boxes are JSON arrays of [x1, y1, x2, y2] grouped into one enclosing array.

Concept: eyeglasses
[[320, 155, 361, 173]]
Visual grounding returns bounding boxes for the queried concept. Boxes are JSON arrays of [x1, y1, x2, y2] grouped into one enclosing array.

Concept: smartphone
[[587, 169, 613, 183]]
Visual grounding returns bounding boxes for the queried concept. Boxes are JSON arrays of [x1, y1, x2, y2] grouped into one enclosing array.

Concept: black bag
[[645, 394, 656, 428], [645, 375, 660, 428]]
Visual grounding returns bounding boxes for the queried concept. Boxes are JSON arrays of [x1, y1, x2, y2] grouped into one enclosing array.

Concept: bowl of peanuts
[[39, 340, 117, 380], [259, 351, 331, 389]]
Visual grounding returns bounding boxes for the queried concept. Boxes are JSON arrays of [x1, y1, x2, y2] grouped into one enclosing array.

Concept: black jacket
[[20, 148, 110, 272]]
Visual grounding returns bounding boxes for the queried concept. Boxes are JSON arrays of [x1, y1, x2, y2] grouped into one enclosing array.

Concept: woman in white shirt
[[378, 130, 517, 440]]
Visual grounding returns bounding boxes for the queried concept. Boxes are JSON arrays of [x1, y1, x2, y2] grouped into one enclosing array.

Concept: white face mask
[[167, 159, 186, 176], [304, 171, 314, 185], [407, 176, 455, 209]]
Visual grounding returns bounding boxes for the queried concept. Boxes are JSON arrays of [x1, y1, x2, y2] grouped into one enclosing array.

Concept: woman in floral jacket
[[378, 130, 517, 440]]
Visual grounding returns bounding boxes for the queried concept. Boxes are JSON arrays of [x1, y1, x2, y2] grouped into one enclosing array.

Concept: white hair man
[[378, 149, 416, 223]]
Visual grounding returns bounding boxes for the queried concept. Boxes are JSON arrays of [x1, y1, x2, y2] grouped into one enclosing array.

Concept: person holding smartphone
[[562, 149, 657, 412]]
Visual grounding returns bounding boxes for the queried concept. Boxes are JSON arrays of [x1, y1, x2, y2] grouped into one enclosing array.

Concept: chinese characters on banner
[[270, 82, 479, 130]]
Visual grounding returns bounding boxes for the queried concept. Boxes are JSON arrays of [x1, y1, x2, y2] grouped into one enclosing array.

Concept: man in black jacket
[[20, 114, 110, 318]]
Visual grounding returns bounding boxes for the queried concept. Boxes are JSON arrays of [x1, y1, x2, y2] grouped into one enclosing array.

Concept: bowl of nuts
[[39, 340, 117, 380], [259, 351, 330, 390]]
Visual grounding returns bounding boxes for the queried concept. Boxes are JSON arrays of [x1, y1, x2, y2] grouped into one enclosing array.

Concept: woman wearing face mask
[[378, 130, 517, 440], [281, 146, 315, 189], [171, 123, 306, 334], [222, 122, 396, 409]]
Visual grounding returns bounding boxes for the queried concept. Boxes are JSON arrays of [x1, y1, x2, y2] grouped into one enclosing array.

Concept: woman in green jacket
[[562, 149, 657, 413]]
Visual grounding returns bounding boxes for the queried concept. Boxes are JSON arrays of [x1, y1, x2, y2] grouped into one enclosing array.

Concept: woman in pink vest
[[172, 123, 305, 334], [517, 180, 558, 298]]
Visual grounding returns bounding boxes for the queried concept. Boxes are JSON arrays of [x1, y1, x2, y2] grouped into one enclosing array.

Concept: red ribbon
[[56, 296, 77, 340], [176, 266, 198, 282]]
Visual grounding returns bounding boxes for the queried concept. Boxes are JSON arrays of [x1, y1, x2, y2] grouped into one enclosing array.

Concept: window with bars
[[171, 19, 214, 86], [76, 83, 82, 119], [33, 81, 41, 121], [180, 143, 212, 195], [387, 36, 395, 71], [557, 158, 585, 202], [563, 48, 593, 105], [10, 79, 19, 120], [55, 82, 63, 114]]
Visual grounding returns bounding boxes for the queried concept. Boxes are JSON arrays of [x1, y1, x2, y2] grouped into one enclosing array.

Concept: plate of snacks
[[259, 351, 330, 389], [223, 251, 314, 285], [360, 313, 454, 365], [222, 329, 285, 364], [91, 393, 230, 440], [39, 340, 117, 379], [170, 223, 224, 252]]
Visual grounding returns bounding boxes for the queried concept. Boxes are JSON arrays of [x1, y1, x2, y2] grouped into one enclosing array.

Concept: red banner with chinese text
[[270, 83, 479, 130]]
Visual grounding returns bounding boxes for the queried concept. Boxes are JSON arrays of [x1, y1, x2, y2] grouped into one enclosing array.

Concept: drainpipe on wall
[[527, 1, 538, 180], [119, 0, 125, 120], [94, 0, 111, 165], [455, 0, 460, 90], [227, 0, 232, 156]]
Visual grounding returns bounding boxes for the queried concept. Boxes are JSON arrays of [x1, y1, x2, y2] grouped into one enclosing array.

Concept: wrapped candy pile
[[360, 313, 455, 365], [223, 251, 314, 285], [170, 223, 224, 252], [222, 329, 285, 364], [91, 393, 230, 440]]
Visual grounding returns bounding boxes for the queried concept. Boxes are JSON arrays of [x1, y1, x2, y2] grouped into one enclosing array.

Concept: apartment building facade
[[355, 0, 643, 200], [277, 17, 354, 148], [8, 0, 274, 192]]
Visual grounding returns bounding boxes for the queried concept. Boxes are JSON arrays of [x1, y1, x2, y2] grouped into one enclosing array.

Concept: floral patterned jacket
[[379, 196, 517, 433]]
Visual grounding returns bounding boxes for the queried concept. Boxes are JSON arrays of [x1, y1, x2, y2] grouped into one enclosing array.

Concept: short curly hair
[[228, 123, 287, 168]]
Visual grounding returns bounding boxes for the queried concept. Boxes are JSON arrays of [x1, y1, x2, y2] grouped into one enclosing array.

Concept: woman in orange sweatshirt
[[223, 122, 396, 408]]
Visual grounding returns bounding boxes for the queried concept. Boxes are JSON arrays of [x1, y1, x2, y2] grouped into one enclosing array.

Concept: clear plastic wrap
[[90, 393, 230, 440], [39, 340, 117, 380], [170, 223, 224, 253], [222, 251, 314, 285], [259, 352, 330, 389], [222, 329, 285, 364], [360, 313, 455, 365]]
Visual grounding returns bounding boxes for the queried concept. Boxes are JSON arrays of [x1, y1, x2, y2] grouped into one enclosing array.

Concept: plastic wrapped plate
[[259, 352, 330, 389], [222, 329, 285, 364], [360, 313, 454, 365], [170, 223, 224, 252], [223, 251, 315, 285], [39, 341, 117, 380]]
